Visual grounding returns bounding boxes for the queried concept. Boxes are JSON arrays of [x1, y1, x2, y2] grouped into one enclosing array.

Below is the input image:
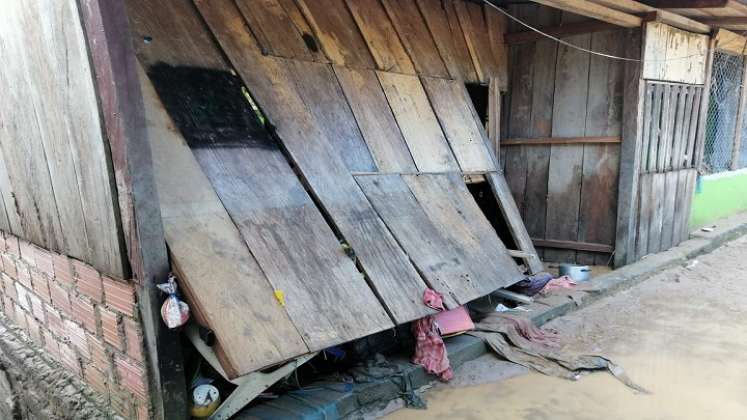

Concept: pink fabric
[[412, 289, 453, 381], [540, 275, 576, 295], [434, 306, 474, 336]]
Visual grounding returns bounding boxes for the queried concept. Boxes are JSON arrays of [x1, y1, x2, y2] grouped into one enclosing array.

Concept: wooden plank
[[486, 172, 544, 273], [677, 85, 696, 169], [0, 149, 21, 235], [404, 173, 524, 289], [484, 4, 510, 91], [671, 169, 688, 245], [614, 28, 645, 267], [657, 84, 674, 171], [356, 174, 479, 306], [695, 37, 717, 169], [530, 0, 642, 27], [381, 0, 450, 78], [502, 136, 621, 146], [333, 67, 417, 172], [196, 0, 434, 323], [416, 0, 479, 81], [487, 78, 501, 157], [545, 29, 591, 263], [236, 0, 316, 60], [377, 71, 459, 172], [140, 67, 308, 377], [680, 169, 697, 241], [294, 0, 375, 68], [648, 83, 664, 172], [643, 22, 709, 84], [531, 238, 614, 253], [714, 28, 747, 56], [635, 173, 653, 259], [684, 86, 703, 168], [590, 0, 711, 33], [731, 58, 747, 170], [421, 77, 496, 172], [659, 170, 679, 250], [640, 83, 655, 170], [671, 85, 689, 170], [647, 172, 666, 253], [455, 0, 503, 83], [505, 21, 619, 45], [285, 60, 376, 172], [345, 0, 416, 74]]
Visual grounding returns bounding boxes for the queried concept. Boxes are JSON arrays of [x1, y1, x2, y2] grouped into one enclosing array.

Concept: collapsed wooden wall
[[502, 5, 624, 265], [0, 0, 126, 277]]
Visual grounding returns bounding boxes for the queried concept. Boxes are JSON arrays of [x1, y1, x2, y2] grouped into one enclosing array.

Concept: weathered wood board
[[140, 67, 308, 377], [403, 173, 523, 292], [454, 0, 506, 84], [421, 77, 496, 172], [236, 0, 318, 60], [647, 172, 666, 253], [196, 0, 434, 323], [0, 0, 125, 277], [377, 71, 460, 172], [380, 0, 450, 78], [416, 0, 479, 81], [659, 170, 679, 250], [333, 67, 417, 172], [643, 22, 708, 85], [635, 173, 653, 260]]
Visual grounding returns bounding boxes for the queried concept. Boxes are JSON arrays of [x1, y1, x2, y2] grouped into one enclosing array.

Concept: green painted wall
[[690, 169, 747, 228]]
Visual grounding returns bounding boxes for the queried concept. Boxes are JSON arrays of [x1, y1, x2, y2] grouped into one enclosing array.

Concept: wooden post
[[488, 77, 501, 163], [614, 28, 645, 268], [78, 0, 187, 418], [695, 36, 718, 170], [730, 58, 747, 170]]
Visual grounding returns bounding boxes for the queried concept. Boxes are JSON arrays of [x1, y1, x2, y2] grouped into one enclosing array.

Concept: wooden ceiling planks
[[333, 66, 418, 172], [377, 71, 460, 172], [294, 0, 376, 68], [422, 77, 496, 172], [345, 0, 417, 74], [140, 67, 309, 378], [195, 0, 435, 324], [235, 0, 319, 61], [381, 0, 451, 78]]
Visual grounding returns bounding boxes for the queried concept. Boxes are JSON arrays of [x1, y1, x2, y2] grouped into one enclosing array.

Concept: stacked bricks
[[0, 231, 150, 419]]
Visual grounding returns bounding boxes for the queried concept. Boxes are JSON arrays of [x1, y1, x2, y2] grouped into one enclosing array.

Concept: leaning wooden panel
[[381, 0, 450, 78], [196, 0, 434, 323], [345, 0, 416, 75], [236, 0, 318, 60], [454, 0, 503, 84], [422, 77, 496, 172], [377, 71, 459, 172], [356, 174, 480, 307], [294, 0, 375, 68], [334, 67, 417, 172], [140, 68, 308, 378], [404, 173, 524, 292], [285, 60, 377, 172], [416, 0, 479, 81]]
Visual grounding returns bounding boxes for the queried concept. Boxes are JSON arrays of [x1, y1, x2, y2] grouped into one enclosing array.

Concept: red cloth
[[540, 275, 576, 295], [412, 289, 454, 381]]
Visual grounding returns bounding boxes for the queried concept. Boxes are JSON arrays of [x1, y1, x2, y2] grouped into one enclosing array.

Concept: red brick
[[64, 319, 90, 359], [136, 402, 149, 420], [87, 334, 111, 373], [71, 294, 97, 334], [2, 255, 16, 280], [59, 341, 81, 376], [28, 294, 45, 322], [5, 235, 19, 257], [123, 318, 143, 363], [115, 356, 148, 402], [45, 304, 65, 338], [43, 329, 60, 359], [31, 272, 51, 303], [2, 274, 16, 300], [14, 284, 30, 311], [49, 281, 72, 316], [52, 253, 74, 287], [102, 277, 136, 316], [18, 240, 35, 267], [25, 315, 42, 346], [33, 246, 54, 276], [15, 264, 31, 289], [73, 261, 102, 303], [84, 364, 109, 397], [100, 308, 123, 351], [110, 387, 136, 419]]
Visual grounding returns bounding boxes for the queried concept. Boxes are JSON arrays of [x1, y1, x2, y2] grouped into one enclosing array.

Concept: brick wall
[[0, 231, 150, 419]]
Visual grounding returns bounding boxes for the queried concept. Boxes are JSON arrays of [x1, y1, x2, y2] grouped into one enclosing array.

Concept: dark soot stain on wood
[[147, 64, 274, 149]]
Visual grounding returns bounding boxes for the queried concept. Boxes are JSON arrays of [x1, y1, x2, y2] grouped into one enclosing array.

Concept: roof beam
[[699, 16, 747, 26], [589, 0, 711, 33], [505, 20, 619, 44], [529, 0, 642, 27], [639, 0, 729, 8], [714, 28, 747, 55]]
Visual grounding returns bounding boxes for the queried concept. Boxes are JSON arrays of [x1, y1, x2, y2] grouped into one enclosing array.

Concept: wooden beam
[[530, 0, 642, 28], [501, 136, 621, 145], [731, 55, 747, 170], [699, 17, 747, 27], [531, 238, 614, 253], [505, 20, 619, 45], [589, 0, 711, 33], [695, 36, 717, 169], [614, 29, 645, 267], [639, 0, 729, 8], [715, 28, 747, 55], [78, 0, 187, 418]]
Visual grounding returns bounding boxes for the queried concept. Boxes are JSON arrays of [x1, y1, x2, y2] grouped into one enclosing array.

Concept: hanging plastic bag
[[157, 274, 190, 329]]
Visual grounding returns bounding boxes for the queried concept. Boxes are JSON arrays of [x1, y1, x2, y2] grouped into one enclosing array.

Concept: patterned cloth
[[412, 289, 453, 381]]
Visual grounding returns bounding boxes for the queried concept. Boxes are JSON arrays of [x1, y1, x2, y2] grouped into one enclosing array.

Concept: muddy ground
[[384, 235, 747, 419]]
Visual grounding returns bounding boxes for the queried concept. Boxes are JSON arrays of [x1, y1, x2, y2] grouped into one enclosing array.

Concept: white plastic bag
[[157, 274, 190, 329]]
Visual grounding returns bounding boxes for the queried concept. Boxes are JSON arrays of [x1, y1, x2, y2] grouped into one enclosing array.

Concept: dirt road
[[386, 235, 747, 420]]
